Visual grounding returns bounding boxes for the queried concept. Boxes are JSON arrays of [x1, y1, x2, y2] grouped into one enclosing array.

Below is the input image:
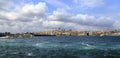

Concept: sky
[[0, 0, 120, 33]]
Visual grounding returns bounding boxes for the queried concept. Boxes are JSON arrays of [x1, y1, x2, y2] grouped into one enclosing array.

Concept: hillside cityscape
[[0, 28, 120, 38]]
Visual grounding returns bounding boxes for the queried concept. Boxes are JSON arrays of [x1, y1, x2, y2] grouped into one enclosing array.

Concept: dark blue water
[[0, 36, 120, 58]]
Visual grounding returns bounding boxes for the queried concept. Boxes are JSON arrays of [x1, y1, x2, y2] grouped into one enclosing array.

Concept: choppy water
[[0, 36, 120, 58]]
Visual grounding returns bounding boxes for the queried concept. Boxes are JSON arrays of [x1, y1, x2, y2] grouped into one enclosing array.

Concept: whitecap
[[27, 53, 33, 56], [76, 42, 96, 50]]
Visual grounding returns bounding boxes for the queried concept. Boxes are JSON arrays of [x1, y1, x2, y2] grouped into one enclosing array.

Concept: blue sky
[[0, 0, 120, 33]]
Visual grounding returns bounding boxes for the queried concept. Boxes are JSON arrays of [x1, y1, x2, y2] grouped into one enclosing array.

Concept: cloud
[[1, 2, 47, 20], [0, 0, 119, 33], [113, 21, 120, 29], [0, 0, 12, 11], [44, 0, 70, 9], [48, 9, 117, 30], [21, 3, 47, 15], [73, 0, 104, 9], [0, 2, 47, 33]]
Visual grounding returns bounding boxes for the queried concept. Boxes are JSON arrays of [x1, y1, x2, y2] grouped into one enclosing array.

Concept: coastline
[[0, 29, 120, 38]]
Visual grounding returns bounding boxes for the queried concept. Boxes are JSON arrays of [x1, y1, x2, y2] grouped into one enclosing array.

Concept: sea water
[[0, 36, 120, 58]]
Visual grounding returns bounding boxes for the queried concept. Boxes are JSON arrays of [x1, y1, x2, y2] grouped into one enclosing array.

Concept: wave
[[0, 38, 120, 50], [0, 39, 16, 43], [33, 42, 120, 50]]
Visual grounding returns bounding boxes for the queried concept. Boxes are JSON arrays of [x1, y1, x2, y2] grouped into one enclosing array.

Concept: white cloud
[[0, 0, 12, 10], [0, 12, 20, 20], [113, 21, 120, 29], [48, 9, 117, 30], [0, 0, 119, 33], [0, 2, 47, 33], [43, 21, 63, 27], [21, 3, 47, 14]]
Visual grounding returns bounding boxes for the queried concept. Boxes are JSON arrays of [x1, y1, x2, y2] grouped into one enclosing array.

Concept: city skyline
[[0, 0, 120, 33]]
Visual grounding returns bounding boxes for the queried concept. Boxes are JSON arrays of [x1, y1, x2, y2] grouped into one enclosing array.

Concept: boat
[[100, 34, 104, 37], [0, 36, 11, 38]]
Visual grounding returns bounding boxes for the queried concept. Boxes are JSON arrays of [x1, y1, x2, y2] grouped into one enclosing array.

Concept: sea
[[0, 36, 120, 58]]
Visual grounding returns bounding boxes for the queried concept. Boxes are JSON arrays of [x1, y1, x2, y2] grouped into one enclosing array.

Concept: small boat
[[0, 36, 11, 38], [100, 34, 104, 37]]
